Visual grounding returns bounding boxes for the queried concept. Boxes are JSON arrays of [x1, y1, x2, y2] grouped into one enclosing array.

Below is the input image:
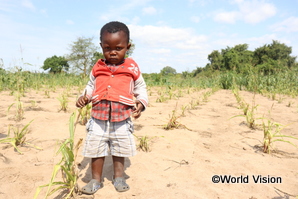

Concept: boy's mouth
[[108, 58, 119, 64]]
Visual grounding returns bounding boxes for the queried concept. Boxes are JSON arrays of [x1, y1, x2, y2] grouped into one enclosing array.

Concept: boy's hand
[[132, 101, 144, 119], [76, 96, 89, 108]]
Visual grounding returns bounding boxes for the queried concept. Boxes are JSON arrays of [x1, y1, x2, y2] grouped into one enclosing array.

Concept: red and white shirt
[[83, 58, 148, 122]]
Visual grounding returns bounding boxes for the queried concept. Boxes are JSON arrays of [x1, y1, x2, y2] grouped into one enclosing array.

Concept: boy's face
[[100, 30, 131, 65]]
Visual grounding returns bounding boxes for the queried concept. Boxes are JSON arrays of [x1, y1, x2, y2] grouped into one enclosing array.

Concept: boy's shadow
[[79, 156, 131, 183]]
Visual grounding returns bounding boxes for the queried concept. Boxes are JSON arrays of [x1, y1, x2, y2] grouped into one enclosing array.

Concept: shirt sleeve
[[133, 73, 148, 111], [81, 71, 95, 103]]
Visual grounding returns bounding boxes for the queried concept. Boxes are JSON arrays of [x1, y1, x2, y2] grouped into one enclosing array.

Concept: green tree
[[42, 55, 69, 74], [253, 40, 296, 74], [193, 67, 204, 76], [221, 44, 253, 72], [222, 48, 239, 71], [207, 50, 222, 70], [160, 66, 177, 75], [203, 40, 297, 75], [67, 37, 99, 76], [205, 44, 253, 73]]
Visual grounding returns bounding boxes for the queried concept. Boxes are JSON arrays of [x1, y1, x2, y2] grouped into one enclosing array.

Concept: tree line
[[192, 40, 297, 76], [41, 38, 296, 76]]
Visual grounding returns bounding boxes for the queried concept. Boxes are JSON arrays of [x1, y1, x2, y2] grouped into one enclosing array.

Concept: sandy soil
[[0, 87, 297, 199]]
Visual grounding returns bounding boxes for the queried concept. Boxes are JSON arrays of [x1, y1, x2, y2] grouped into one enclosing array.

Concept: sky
[[1, 0, 298, 74]]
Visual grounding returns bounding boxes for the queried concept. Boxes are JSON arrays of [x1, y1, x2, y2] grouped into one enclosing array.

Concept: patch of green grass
[[262, 119, 298, 154], [0, 120, 40, 154]]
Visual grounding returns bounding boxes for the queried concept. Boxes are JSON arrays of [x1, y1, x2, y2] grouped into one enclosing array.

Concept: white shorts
[[82, 117, 136, 158]]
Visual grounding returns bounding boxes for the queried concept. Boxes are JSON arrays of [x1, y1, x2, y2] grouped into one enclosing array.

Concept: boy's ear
[[100, 43, 103, 48], [127, 43, 131, 50]]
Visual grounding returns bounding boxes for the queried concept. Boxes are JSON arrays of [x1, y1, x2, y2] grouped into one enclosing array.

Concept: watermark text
[[212, 175, 282, 184]]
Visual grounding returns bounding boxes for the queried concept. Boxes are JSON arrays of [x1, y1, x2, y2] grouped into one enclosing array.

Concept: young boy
[[76, 21, 148, 194]]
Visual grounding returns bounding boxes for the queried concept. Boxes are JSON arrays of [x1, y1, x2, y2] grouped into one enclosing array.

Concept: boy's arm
[[84, 72, 95, 100], [133, 74, 148, 111], [76, 72, 95, 108]]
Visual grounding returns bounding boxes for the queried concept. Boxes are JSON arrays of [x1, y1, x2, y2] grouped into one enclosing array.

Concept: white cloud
[[128, 25, 208, 50], [271, 17, 298, 32], [214, 11, 238, 24], [210, 33, 279, 52], [21, 0, 35, 11], [247, 34, 277, 43], [142, 6, 157, 15], [149, 48, 171, 54], [214, 0, 276, 24], [239, 0, 276, 24], [175, 35, 208, 49], [129, 24, 210, 73], [246, 34, 293, 51], [212, 38, 237, 49]]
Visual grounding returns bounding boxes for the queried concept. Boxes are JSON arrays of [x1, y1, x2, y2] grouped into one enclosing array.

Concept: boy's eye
[[103, 47, 123, 51]]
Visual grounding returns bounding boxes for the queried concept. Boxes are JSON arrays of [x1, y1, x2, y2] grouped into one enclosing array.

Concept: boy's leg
[[109, 118, 135, 192], [112, 156, 130, 192], [81, 157, 105, 194], [81, 118, 109, 194], [92, 157, 105, 182], [112, 156, 124, 178]]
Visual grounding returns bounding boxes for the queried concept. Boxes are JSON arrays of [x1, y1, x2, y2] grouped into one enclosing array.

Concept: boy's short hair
[[100, 21, 130, 43]]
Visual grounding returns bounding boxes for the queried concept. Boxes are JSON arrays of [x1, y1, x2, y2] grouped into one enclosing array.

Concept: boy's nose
[[110, 50, 117, 55]]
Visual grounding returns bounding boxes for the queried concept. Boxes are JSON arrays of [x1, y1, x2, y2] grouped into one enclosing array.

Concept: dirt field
[[0, 87, 297, 199]]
